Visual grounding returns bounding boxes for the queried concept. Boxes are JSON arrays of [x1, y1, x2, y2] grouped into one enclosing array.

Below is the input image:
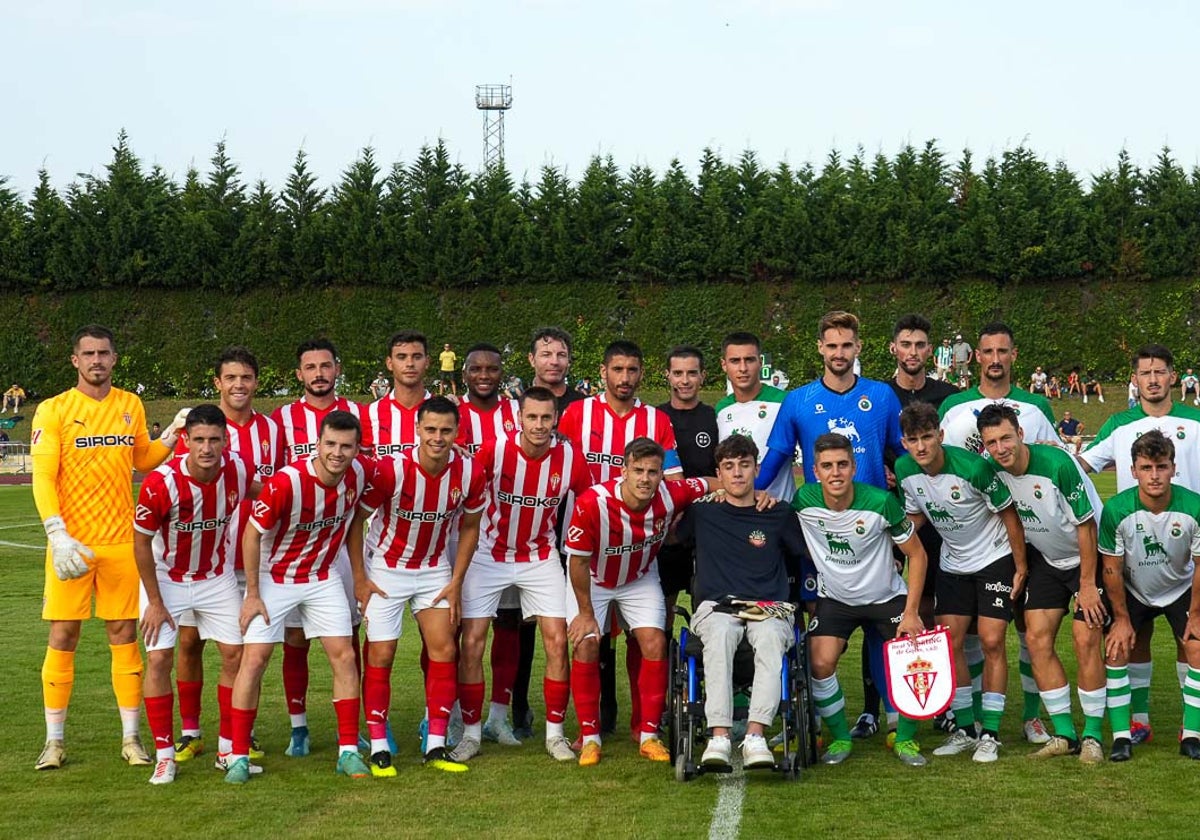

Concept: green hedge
[[8, 277, 1200, 397]]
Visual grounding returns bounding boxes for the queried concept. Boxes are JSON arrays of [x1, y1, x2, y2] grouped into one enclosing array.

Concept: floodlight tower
[[475, 83, 513, 170]]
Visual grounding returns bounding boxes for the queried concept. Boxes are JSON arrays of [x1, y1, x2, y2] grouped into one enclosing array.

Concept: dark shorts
[[656, 542, 693, 599], [935, 554, 1016, 622], [1125, 588, 1192, 640], [1024, 548, 1108, 622], [1185, 385, 1199, 397], [440, 370, 455, 383], [807, 595, 906, 641]]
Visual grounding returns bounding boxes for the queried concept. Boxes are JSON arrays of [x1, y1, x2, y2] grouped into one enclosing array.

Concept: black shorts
[[656, 542, 693, 599], [1024, 549, 1108, 620], [1185, 385, 1199, 397], [1125, 588, 1192, 640], [808, 595, 906, 641], [935, 554, 1016, 622], [440, 371, 455, 383]]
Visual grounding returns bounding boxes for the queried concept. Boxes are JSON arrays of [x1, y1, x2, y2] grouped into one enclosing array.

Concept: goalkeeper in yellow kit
[[32, 325, 188, 770]]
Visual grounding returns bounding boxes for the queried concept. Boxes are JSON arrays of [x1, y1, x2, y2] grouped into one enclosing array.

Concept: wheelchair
[[667, 606, 818, 781]]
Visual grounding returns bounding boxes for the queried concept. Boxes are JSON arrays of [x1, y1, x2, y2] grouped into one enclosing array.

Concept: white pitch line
[[0, 539, 43, 550], [0, 521, 40, 531], [707, 753, 746, 840]]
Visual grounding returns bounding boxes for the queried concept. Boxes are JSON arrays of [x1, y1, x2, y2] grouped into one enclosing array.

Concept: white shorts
[[363, 565, 452, 642], [565, 565, 666, 633], [140, 573, 243, 651], [461, 554, 567, 620], [285, 548, 360, 630], [179, 569, 247, 629], [244, 575, 353, 645]]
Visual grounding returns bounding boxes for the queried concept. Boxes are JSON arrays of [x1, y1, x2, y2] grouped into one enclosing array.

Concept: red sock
[[332, 697, 360, 750], [638, 657, 668, 735], [363, 664, 392, 741], [144, 693, 174, 754], [426, 660, 458, 738], [458, 680, 485, 727], [217, 684, 233, 743], [282, 642, 309, 716], [231, 706, 257, 757], [626, 637, 643, 733], [176, 679, 202, 733], [544, 676, 569, 726], [490, 625, 520, 705], [572, 659, 601, 738]]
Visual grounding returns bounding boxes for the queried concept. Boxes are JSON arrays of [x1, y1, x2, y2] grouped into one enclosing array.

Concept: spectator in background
[[1128, 373, 1139, 409], [1066, 368, 1082, 398], [934, 338, 953, 381], [1048, 375, 1062, 399], [150, 422, 162, 440], [1057, 410, 1085, 454], [952, 334, 973, 383], [1029, 366, 1048, 396], [370, 371, 390, 400], [1181, 368, 1199, 406], [3, 382, 26, 413], [438, 343, 458, 396], [1083, 372, 1105, 404]]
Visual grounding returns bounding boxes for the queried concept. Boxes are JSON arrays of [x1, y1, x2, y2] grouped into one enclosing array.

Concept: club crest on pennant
[[884, 628, 955, 719], [903, 656, 936, 709]]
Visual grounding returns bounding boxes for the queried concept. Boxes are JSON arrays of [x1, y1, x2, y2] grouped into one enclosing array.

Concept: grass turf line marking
[[0, 539, 43, 550], [707, 753, 746, 840], [0, 521, 40, 531]]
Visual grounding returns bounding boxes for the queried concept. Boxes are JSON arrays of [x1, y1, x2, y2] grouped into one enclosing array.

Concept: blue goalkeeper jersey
[[762, 376, 903, 490]]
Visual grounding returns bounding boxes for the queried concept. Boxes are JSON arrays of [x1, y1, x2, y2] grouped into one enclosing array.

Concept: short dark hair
[[979, 321, 1014, 343], [892, 313, 932, 340], [603, 339, 643, 365], [715, 433, 758, 463], [899, 402, 941, 437], [215, 346, 259, 378], [530, 327, 573, 357], [417, 395, 460, 424], [818, 311, 859, 339], [624, 436, 664, 466], [976, 403, 1020, 435], [721, 331, 761, 354], [519, 385, 558, 411], [464, 342, 503, 362], [1133, 344, 1174, 371], [1131, 428, 1175, 464], [297, 338, 338, 363], [665, 345, 703, 369], [185, 404, 227, 432], [813, 433, 854, 458], [386, 330, 428, 356], [320, 409, 362, 443], [72, 324, 115, 351]]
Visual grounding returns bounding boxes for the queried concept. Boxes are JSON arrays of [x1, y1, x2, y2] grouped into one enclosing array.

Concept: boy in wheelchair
[[675, 434, 808, 769]]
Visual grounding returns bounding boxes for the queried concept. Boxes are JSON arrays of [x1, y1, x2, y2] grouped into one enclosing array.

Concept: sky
[[4, 0, 1199, 196]]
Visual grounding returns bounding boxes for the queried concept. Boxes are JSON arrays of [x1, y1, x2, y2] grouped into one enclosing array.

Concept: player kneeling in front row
[[677, 434, 806, 770], [1099, 430, 1200, 761], [135, 406, 256, 783], [349, 396, 486, 775], [794, 433, 930, 767], [225, 411, 371, 783], [566, 438, 713, 767], [896, 403, 1027, 763]]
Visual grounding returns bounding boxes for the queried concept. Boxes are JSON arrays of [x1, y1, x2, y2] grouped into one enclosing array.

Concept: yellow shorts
[[42, 542, 139, 621]]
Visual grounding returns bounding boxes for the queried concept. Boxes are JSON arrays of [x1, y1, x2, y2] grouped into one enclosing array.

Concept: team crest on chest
[[344, 489, 356, 506], [550, 473, 561, 492], [757, 405, 768, 419], [1171, 522, 1183, 538], [748, 529, 767, 548], [123, 412, 132, 426], [857, 396, 872, 412], [949, 484, 961, 501], [227, 489, 237, 508], [261, 439, 271, 458], [504, 420, 515, 432], [450, 486, 462, 504], [1178, 426, 1187, 440], [1032, 483, 1044, 500], [855, 519, 866, 535]]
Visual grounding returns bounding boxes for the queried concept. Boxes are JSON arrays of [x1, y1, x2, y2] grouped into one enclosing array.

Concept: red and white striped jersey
[[272, 397, 373, 461], [456, 394, 521, 454], [367, 390, 430, 457], [557, 394, 682, 484], [565, 477, 708, 588], [476, 434, 592, 563], [359, 450, 487, 570], [250, 457, 367, 584], [134, 453, 253, 583]]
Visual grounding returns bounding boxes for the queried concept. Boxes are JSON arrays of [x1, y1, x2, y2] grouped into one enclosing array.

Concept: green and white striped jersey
[[939, 385, 1059, 456], [792, 482, 914, 605], [992, 444, 1103, 570], [895, 445, 1013, 574], [716, 384, 794, 500], [1082, 403, 1200, 493], [1099, 484, 1200, 608]]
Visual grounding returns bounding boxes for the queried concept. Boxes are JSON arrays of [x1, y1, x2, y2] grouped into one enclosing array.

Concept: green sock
[[1183, 669, 1200, 735], [980, 692, 1005, 735], [896, 715, 918, 743], [1082, 713, 1104, 741], [1106, 665, 1131, 737], [1049, 711, 1077, 739], [814, 680, 851, 742]]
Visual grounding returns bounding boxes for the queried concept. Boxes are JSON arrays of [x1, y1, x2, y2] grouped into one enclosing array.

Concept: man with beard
[[889, 314, 959, 411]]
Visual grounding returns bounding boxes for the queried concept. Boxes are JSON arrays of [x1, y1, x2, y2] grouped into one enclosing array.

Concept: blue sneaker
[[285, 726, 310, 757], [223, 756, 252, 784], [386, 720, 398, 755], [336, 750, 371, 779], [418, 718, 429, 755]]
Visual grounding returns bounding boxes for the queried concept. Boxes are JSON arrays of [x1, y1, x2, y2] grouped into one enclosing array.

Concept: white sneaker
[[214, 752, 263, 774], [973, 733, 1000, 763], [448, 736, 481, 763], [545, 735, 575, 762], [148, 757, 177, 785], [1023, 718, 1051, 745], [742, 734, 775, 769], [701, 735, 732, 767], [482, 718, 523, 746], [933, 728, 978, 756]]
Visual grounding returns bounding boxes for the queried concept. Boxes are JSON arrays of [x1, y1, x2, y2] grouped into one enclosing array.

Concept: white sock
[[1179, 661, 1190, 689], [119, 706, 141, 738], [639, 730, 657, 745], [157, 745, 174, 761], [290, 713, 308, 729], [45, 707, 66, 741], [464, 722, 482, 742], [181, 727, 201, 738], [370, 737, 389, 754], [584, 734, 601, 746], [218, 736, 232, 754], [545, 721, 565, 739], [427, 733, 446, 751]]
